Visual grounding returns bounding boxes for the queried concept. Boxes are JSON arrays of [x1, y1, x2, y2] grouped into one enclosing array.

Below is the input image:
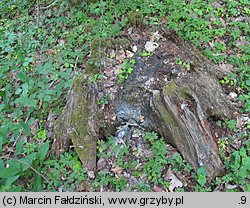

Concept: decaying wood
[[52, 76, 99, 171], [51, 32, 233, 178]]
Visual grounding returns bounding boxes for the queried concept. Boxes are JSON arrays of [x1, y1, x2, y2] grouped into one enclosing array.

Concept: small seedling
[[176, 58, 193, 71], [219, 76, 236, 85], [139, 50, 151, 57], [88, 73, 105, 84], [197, 166, 207, 187], [118, 59, 136, 83], [97, 94, 110, 105]]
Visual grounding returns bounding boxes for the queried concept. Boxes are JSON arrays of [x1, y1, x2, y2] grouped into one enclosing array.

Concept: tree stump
[[51, 32, 233, 179]]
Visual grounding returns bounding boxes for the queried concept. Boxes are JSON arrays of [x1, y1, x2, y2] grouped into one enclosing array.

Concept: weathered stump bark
[[52, 76, 99, 170], [51, 32, 233, 178]]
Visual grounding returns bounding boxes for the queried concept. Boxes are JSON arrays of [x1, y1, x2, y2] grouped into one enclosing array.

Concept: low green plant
[[220, 76, 236, 86], [1, 0, 249, 192], [88, 73, 105, 84], [96, 133, 170, 190], [123, 160, 138, 170], [0, 139, 49, 191], [135, 181, 152, 192], [139, 50, 151, 57], [112, 175, 128, 192], [224, 119, 238, 132], [143, 132, 168, 185], [221, 146, 250, 191], [92, 171, 112, 191], [193, 184, 212, 192], [36, 129, 47, 141], [41, 151, 87, 191], [97, 139, 109, 158], [247, 121, 250, 129], [171, 153, 193, 173], [118, 59, 136, 83], [196, 166, 207, 187], [115, 145, 129, 167], [238, 93, 250, 112], [175, 58, 193, 71], [97, 93, 110, 105], [218, 136, 250, 192], [92, 170, 128, 192]]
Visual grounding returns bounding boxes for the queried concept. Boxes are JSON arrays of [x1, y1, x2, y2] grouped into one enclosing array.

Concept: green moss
[[127, 11, 143, 30], [71, 100, 93, 168], [70, 80, 97, 170], [163, 82, 177, 95], [154, 90, 176, 126], [179, 87, 194, 100], [72, 75, 85, 90], [163, 83, 194, 101], [85, 61, 99, 75]]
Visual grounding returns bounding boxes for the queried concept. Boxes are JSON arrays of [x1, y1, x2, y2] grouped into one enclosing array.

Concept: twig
[[40, 0, 59, 10], [36, 0, 40, 26], [49, 79, 56, 88], [15, 159, 51, 185]]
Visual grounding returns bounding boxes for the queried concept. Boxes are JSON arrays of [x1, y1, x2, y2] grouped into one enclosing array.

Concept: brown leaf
[[87, 171, 95, 179], [161, 16, 167, 25], [97, 158, 108, 170], [152, 186, 163, 192], [236, 116, 244, 129], [145, 41, 159, 53], [76, 181, 92, 192], [111, 166, 123, 174], [165, 169, 183, 192], [168, 174, 183, 192]]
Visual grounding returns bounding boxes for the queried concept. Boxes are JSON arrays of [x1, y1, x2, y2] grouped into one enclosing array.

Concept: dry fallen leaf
[[132, 45, 138, 53], [161, 16, 167, 25], [87, 171, 95, 179], [76, 181, 92, 192], [150, 31, 161, 42], [111, 166, 123, 174], [116, 50, 126, 62], [152, 185, 163, 192], [125, 50, 134, 58], [236, 37, 248, 47], [145, 41, 159, 53], [236, 116, 244, 129], [228, 92, 237, 100], [169, 174, 183, 192], [97, 158, 107, 170], [225, 183, 238, 190]]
